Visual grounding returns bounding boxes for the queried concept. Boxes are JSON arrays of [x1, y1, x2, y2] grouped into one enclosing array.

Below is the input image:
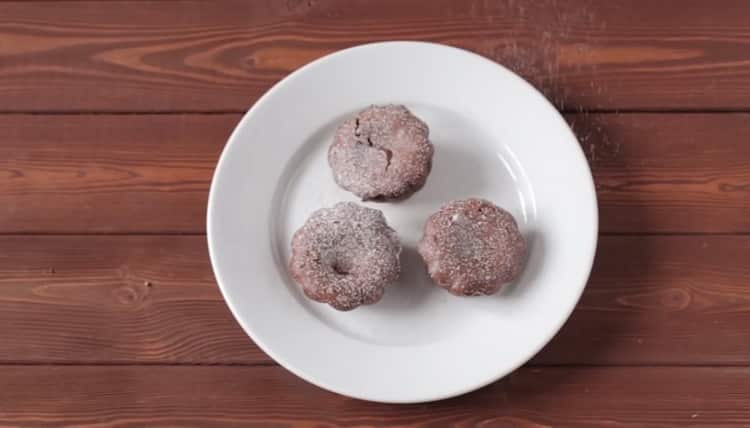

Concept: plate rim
[[207, 40, 599, 403]]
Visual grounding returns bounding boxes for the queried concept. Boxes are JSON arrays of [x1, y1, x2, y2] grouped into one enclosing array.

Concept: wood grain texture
[[1, 235, 749, 365], [0, 114, 229, 233], [3, 0, 750, 112], [570, 113, 750, 233], [0, 365, 747, 426], [2, 113, 749, 233], [0, 235, 262, 365], [535, 235, 750, 365]]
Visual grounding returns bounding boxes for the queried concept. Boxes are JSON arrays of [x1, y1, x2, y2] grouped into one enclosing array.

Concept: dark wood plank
[[3, 0, 750, 112], [535, 235, 750, 365], [0, 235, 264, 365], [0, 365, 746, 426], [1, 235, 749, 365], [570, 113, 750, 233], [0, 114, 229, 233], [2, 113, 749, 233]]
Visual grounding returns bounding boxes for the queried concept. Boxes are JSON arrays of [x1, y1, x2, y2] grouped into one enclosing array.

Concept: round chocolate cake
[[289, 202, 402, 310], [328, 104, 433, 201], [417, 198, 526, 296]]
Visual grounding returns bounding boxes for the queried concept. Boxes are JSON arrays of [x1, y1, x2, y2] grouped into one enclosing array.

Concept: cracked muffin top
[[328, 105, 434, 201]]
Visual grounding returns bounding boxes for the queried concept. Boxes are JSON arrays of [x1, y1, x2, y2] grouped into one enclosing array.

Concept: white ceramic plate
[[207, 41, 597, 403]]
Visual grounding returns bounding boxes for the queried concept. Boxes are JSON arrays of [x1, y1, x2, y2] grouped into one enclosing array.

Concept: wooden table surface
[[2, 0, 750, 426]]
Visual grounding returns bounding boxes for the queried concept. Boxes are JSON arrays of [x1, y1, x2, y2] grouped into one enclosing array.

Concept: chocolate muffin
[[417, 198, 526, 296], [328, 105, 433, 201], [289, 202, 401, 310]]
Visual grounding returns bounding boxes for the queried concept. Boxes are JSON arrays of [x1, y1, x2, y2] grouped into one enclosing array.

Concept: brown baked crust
[[289, 202, 402, 310], [328, 105, 433, 201], [417, 198, 526, 296]]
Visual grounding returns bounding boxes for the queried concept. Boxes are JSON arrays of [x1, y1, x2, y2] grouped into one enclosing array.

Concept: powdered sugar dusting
[[328, 105, 433, 201], [289, 202, 401, 310], [417, 198, 526, 296]]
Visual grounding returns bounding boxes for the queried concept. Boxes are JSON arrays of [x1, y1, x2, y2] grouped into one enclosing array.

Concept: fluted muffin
[[289, 202, 402, 310], [418, 198, 526, 296], [328, 105, 433, 201]]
